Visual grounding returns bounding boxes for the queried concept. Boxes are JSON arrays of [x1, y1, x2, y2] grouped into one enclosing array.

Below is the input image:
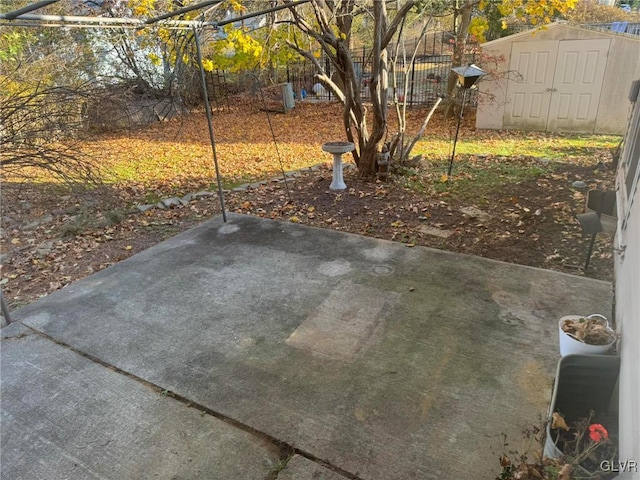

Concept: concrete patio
[[1, 213, 613, 479]]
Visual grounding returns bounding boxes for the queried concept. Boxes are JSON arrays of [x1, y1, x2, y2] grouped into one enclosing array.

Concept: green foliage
[[0, 31, 31, 62], [468, 0, 578, 43], [258, 24, 311, 68], [208, 25, 264, 72], [563, 0, 635, 23], [472, 2, 519, 42], [414, 0, 452, 16]]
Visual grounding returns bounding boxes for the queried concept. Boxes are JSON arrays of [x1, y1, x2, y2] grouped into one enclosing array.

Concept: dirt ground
[[1, 151, 615, 311]]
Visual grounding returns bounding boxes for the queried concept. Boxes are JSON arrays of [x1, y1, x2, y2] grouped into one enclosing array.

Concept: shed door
[[503, 41, 558, 130], [503, 39, 610, 133], [546, 39, 610, 132]]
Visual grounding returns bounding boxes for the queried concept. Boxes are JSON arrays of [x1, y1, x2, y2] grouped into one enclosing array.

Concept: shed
[[476, 22, 640, 134]]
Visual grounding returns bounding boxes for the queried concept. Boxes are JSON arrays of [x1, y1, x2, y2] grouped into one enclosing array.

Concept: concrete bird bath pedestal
[[322, 141, 355, 191]]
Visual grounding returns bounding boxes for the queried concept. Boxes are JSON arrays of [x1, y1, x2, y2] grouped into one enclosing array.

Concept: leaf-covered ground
[[1, 101, 618, 310]]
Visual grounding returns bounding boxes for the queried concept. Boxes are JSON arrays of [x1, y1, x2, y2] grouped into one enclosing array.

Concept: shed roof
[[481, 21, 640, 47]]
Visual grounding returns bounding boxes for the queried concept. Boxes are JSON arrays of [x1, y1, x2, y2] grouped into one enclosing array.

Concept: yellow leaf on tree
[[469, 17, 489, 43], [201, 59, 214, 72]]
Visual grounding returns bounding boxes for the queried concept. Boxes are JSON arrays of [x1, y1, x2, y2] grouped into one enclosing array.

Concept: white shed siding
[[477, 23, 640, 134]]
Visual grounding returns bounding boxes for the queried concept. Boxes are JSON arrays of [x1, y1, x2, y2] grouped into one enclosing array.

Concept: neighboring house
[[615, 80, 640, 478], [476, 22, 640, 134]]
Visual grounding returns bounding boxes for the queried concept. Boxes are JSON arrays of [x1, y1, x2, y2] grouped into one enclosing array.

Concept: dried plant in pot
[[546, 410, 618, 479], [559, 315, 616, 357], [497, 415, 619, 480]]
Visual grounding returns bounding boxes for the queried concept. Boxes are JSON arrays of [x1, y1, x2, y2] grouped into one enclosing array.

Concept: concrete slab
[[7, 214, 613, 480], [0, 323, 280, 479], [278, 455, 350, 480]]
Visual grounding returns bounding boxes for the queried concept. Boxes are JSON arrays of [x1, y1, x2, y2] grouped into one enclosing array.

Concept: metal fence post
[[409, 58, 416, 107]]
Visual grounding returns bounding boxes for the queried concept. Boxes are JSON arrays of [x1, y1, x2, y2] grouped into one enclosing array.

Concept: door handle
[[545, 88, 558, 92]]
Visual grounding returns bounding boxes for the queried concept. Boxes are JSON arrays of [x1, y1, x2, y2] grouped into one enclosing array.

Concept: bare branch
[[382, 0, 415, 49], [404, 96, 443, 159]]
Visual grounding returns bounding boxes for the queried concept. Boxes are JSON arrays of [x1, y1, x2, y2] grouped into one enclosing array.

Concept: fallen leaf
[[558, 463, 572, 480], [125, 245, 132, 250], [552, 412, 570, 431], [528, 466, 543, 479]]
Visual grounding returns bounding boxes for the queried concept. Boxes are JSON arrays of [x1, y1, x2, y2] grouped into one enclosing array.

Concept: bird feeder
[[447, 64, 487, 178], [451, 64, 487, 90]]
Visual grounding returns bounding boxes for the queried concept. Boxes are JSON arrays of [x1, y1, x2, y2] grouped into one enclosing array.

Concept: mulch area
[[1, 155, 615, 311]]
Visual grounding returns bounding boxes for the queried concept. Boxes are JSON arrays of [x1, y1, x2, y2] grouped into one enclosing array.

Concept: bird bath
[[322, 141, 355, 190]]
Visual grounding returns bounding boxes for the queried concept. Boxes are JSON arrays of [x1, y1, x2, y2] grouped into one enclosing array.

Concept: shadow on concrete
[[1, 214, 613, 479]]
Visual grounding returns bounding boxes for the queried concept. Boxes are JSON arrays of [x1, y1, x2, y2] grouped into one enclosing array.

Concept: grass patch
[[406, 155, 552, 201], [415, 134, 619, 161], [61, 213, 92, 237], [103, 209, 125, 226], [6, 105, 617, 203], [144, 191, 162, 205]]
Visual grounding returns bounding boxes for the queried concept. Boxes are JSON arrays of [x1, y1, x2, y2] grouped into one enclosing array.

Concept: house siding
[[614, 83, 640, 476]]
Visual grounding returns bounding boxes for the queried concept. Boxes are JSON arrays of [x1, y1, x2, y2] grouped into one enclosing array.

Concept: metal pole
[[245, 73, 293, 203], [214, 0, 310, 28], [447, 87, 467, 178], [1, 291, 12, 325], [144, 0, 224, 24], [409, 57, 415, 107], [193, 25, 227, 222], [2, 0, 60, 20], [1, 0, 310, 27], [584, 233, 597, 270]]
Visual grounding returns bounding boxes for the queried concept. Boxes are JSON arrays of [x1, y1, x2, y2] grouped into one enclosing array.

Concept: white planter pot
[[558, 315, 615, 357]]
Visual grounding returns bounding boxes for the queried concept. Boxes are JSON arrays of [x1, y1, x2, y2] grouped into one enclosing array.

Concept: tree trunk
[[445, 0, 474, 117], [358, 0, 390, 177]]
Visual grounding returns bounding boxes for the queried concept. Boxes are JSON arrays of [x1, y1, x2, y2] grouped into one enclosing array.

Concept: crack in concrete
[[24, 325, 366, 480]]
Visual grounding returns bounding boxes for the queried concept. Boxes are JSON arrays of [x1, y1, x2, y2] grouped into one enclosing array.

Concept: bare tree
[[285, 0, 440, 177], [0, 72, 101, 185]]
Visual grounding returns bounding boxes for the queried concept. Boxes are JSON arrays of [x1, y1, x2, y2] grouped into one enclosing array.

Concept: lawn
[[77, 101, 619, 197], [0, 100, 620, 308]]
